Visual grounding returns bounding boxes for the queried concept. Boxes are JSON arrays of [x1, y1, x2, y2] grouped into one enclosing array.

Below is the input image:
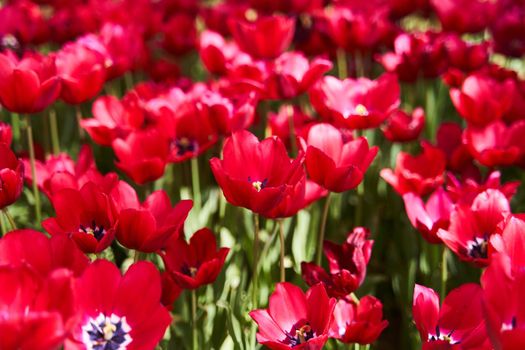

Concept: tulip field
[[1, 0, 525, 349]]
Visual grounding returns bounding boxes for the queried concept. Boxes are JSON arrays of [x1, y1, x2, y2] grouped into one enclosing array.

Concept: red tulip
[[250, 282, 336, 349], [302, 228, 374, 298], [450, 72, 515, 127], [0, 265, 66, 350], [328, 4, 395, 53], [437, 189, 510, 267], [481, 252, 525, 350], [403, 187, 453, 244], [229, 15, 295, 59], [0, 1, 49, 45], [305, 123, 378, 193], [378, 31, 447, 82], [0, 50, 60, 113], [199, 30, 242, 75], [167, 96, 218, 163], [490, 2, 525, 57], [117, 189, 193, 253], [210, 130, 305, 215], [22, 144, 118, 199], [490, 215, 525, 267], [443, 33, 489, 73], [0, 121, 12, 146], [112, 129, 169, 185], [66, 260, 171, 350], [56, 42, 107, 104], [0, 229, 89, 277], [413, 283, 490, 349], [42, 182, 118, 254], [310, 74, 400, 130], [160, 13, 197, 56], [264, 52, 332, 100], [446, 171, 519, 206], [430, 0, 496, 34], [381, 142, 447, 196], [463, 120, 525, 167], [0, 143, 23, 210], [160, 228, 229, 290], [382, 108, 425, 143], [436, 122, 480, 180], [329, 296, 388, 344]]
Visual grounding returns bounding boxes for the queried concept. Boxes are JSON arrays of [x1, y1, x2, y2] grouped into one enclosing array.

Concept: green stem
[[49, 109, 60, 154], [24, 115, 42, 224], [76, 105, 85, 141], [190, 157, 202, 213], [191, 289, 198, 350], [316, 193, 332, 265], [337, 48, 348, 79], [441, 246, 448, 301], [252, 213, 260, 308], [3, 208, 17, 230], [11, 113, 20, 144], [287, 105, 298, 157], [0, 213, 6, 236], [133, 250, 145, 263], [354, 182, 364, 227], [277, 219, 286, 282], [355, 51, 366, 77]]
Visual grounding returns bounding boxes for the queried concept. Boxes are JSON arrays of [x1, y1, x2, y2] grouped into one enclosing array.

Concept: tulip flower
[[0, 266, 66, 350], [437, 189, 510, 267], [0, 229, 89, 277], [403, 187, 453, 244], [463, 120, 525, 167], [250, 282, 336, 349], [0, 122, 12, 146], [413, 283, 490, 349], [381, 142, 447, 196], [160, 228, 229, 290], [56, 42, 107, 104], [309, 73, 400, 129], [302, 228, 374, 298], [450, 72, 515, 126], [481, 252, 525, 349], [0, 143, 23, 210], [66, 260, 171, 350], [329, 296, 388, 344], [43, 182, 119, 254], [112, 129, 169, 185], [228, 15, 295, 59], [210, 130, 305, 215], [117, 190, 193, 253], [0, 50, 60, 113], [382, 108, 425, 143], [305, 123, 378, 193], [431, 0, 496, 34]]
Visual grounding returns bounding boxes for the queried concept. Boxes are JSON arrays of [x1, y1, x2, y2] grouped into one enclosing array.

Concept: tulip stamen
[[248, 177, 268, 192], [82, 313, 132, 350], [286, 322, 314, 346], [466, 235, 489, 259], [354, 104, 369, 116], [79, 221, 106, 241]]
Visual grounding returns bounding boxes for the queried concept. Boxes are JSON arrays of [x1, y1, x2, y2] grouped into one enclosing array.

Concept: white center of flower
[[81, 313, 132, 350]]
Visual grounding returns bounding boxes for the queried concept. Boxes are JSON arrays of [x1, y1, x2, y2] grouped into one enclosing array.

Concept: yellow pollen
[[189, 267, 198, 277], [354, 104, 369, 116], [179, 137, 190, 147], [295, 324, 312, 344], [103, 319, 117, 340], [245, 9, 258, 22], [252, 181, 263, 192]]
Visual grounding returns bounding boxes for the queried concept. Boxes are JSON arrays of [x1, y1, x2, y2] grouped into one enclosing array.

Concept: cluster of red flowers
[[1, 0, 525, 349]]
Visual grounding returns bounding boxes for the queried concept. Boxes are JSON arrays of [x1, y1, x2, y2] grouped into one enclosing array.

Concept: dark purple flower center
[[170, 137, 198, 157], [285, 322, 315, 347], [467, 234, 489, 259], [79, 220, 106, 242], [428, 326, 459, 344], [181, 263, 199, 277], [82, 313, 132, 350]]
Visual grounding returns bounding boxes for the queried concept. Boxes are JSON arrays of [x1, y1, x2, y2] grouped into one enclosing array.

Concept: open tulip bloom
[[1, 1, 525, 349]]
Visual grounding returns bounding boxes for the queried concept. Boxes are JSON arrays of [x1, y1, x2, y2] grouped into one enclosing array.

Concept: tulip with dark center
[[43, 182, 118, 254], [250, 282, 335, 349], [438, 189, 510, 267]]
